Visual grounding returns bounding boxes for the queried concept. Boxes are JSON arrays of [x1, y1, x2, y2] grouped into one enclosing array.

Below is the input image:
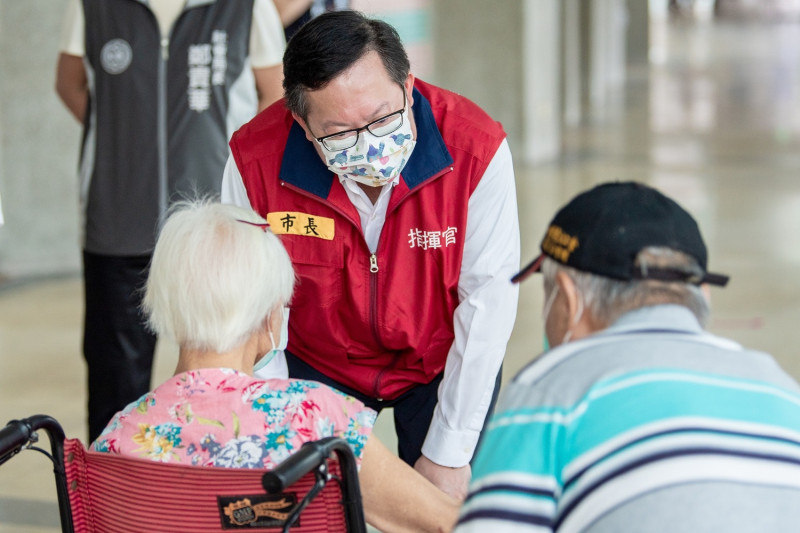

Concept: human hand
[[413, 454, 471, 502]]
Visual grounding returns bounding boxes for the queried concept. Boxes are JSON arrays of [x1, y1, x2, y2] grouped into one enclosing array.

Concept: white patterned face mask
[[315, 95, 416, 187]]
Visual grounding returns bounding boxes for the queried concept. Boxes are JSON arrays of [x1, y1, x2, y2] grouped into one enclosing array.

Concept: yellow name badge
[[266, 211, 335, 240]]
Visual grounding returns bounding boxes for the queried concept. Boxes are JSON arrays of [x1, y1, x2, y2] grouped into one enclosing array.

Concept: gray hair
[[143, 201, 295, 353], [541, 247, 711, 328]]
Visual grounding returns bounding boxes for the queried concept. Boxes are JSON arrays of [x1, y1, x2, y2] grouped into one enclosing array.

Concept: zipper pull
[[161, 37, 169, 60], [369, 254, 379, 273]]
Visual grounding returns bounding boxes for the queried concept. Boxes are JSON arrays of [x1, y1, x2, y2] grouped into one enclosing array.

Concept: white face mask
[[317, 101, 416, 187], [254, 307, 289, 372]]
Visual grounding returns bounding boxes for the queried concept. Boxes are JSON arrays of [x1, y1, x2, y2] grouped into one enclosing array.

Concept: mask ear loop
[[542, 285, 559, 321], [267, 310, 278, 352], [573, 295, 584, 325], [541, 285, 560, 350]]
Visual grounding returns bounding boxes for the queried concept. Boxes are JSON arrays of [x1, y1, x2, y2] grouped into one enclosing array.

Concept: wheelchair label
[[218, 493, 299, 529]]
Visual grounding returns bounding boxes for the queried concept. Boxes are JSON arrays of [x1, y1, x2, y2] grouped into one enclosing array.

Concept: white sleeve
[[249, 0, 286, 69], [420, 139, 520, 467], [60, 0, 85, 57], [221, 155, 254, 208]]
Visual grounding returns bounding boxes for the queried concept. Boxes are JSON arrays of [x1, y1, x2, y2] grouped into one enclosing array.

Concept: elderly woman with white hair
[[91, 201, 459, 533]]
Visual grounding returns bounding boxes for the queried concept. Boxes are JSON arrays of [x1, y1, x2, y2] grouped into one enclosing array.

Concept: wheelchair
[[0, 415, 366, 532]]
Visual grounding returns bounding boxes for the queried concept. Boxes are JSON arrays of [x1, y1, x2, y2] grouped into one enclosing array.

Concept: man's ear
[[555, 271, 581, 325], [556, 270, 603, 340], [292, 112, 316, 143], [404, 73, 415, 107], [700, 283, 711, 304]]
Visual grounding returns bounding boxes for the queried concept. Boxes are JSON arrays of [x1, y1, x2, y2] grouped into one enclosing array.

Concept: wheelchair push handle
[[263, 436, 366, 532], [0, 415, 65, 466], [0, 420, 33, 462], [262, 436, 353, 492]]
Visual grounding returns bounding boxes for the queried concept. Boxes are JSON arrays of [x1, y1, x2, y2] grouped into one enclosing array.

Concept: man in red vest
[[223, 10, 519, 500]]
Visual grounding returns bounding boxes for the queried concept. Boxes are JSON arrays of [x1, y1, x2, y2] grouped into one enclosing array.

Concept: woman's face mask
[[316, 98, 416, 187], [254, 307, 289, 372]]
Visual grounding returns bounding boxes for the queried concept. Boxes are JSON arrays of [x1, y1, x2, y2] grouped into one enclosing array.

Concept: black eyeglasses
[[314, 87, 407, 152]]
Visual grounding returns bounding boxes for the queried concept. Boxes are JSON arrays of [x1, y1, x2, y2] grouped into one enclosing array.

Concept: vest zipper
[[279, 181, 395, 392], [279, 176, 462, 401], [369, 253, 383, 376]]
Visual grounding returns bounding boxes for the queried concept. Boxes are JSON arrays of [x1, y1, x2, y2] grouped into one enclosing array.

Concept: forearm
[[360, 436, 459, 533], [272, 0, 313, 27], [253, 65, 284, 111], [55, 53, 87, 123]]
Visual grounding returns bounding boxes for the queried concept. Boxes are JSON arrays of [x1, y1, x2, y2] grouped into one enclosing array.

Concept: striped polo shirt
[[456, 304, 800, 532]]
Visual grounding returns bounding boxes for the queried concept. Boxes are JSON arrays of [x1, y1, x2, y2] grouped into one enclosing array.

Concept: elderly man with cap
[[455, 181, 800, 532]]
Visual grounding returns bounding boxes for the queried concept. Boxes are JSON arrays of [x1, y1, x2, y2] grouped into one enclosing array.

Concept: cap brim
[[511, 254, 545, 284], [702, 271, 730, 287]]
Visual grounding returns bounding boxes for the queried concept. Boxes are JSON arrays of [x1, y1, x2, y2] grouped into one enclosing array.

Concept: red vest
[[230, 80, 506, 400]]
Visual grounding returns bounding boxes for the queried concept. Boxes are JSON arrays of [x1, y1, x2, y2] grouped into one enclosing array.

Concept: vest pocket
[[281, 235, 343, 308]]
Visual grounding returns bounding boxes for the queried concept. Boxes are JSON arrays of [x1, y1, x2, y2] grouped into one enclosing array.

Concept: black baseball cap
[[512, 181, 730, 287]]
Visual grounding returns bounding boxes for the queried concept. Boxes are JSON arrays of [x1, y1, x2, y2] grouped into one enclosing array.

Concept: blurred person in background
[[55, 0, 286, 442], [275, 0, 350, 41]]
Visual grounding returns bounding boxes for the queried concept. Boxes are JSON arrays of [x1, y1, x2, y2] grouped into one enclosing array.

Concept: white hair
[[541, 247, 711, 328], [143, 200, 295, 353]]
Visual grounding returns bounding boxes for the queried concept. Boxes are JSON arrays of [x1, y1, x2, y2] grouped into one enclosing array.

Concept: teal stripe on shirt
[[569, 368, 800, 460], [473, 410, 566, 481], [476, 368, 800, 480]]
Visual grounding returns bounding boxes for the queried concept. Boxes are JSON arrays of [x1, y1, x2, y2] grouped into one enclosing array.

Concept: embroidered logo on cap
[[267, 212, 335, 240], [542, 225, 579, 263]]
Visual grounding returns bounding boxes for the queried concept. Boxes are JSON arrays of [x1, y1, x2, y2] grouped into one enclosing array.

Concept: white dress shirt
[[221, 138, 520, 467]]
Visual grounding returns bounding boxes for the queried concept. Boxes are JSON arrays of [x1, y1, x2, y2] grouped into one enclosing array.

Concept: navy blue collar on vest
[[279, 86, 454, 199]]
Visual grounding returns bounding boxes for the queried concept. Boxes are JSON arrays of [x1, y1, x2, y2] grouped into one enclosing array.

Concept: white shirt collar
[[337, 176, 399, 253]]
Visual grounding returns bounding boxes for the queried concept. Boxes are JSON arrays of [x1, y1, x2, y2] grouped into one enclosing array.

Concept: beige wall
[[0, 0, 82, 280]]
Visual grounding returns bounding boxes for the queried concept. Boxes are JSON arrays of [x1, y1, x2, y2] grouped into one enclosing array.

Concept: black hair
[[282, 10, 410, 120]]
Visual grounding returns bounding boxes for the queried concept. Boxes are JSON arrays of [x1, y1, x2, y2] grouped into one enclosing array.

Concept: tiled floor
[[3, 13, 800, 532]]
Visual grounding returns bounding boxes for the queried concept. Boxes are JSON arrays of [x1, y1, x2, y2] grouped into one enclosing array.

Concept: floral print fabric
[[91, 368, 376, 469]]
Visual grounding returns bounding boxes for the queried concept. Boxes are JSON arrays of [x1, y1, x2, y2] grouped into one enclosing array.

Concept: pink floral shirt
[[91, 368, 376, 469]]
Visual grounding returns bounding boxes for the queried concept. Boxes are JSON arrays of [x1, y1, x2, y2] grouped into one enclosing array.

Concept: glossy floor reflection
[[3, 14, 800, 532]]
